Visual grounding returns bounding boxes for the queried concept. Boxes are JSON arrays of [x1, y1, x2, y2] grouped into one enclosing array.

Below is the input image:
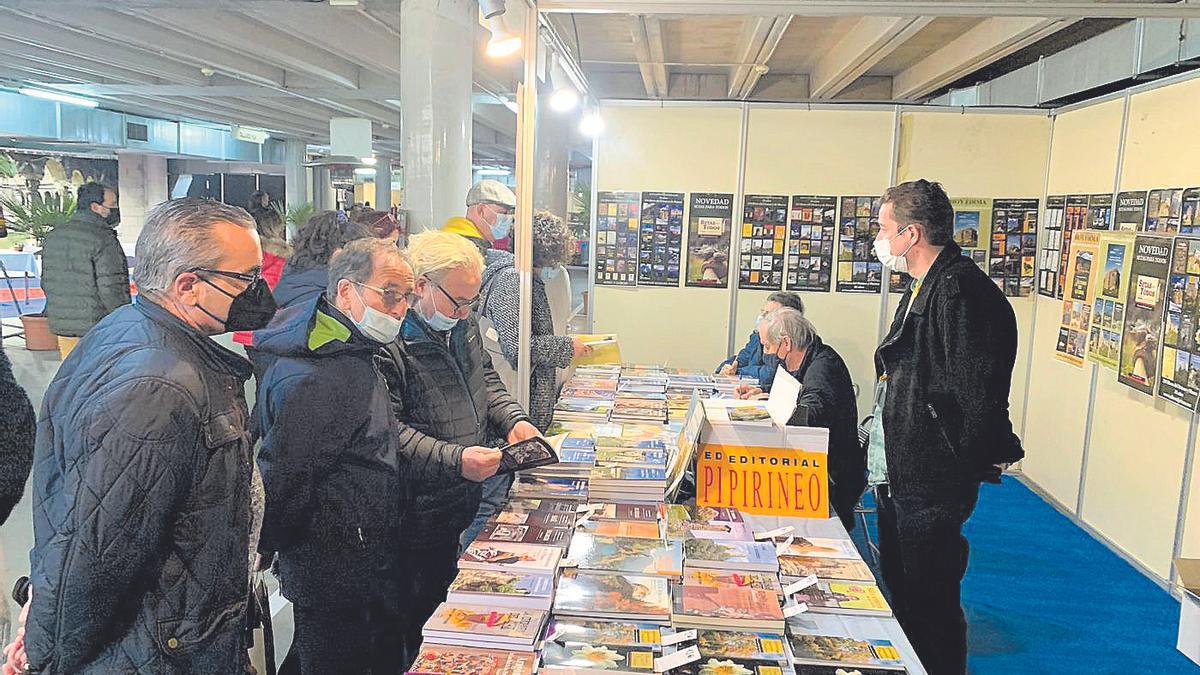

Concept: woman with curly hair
[[271, 210, 371, 312]]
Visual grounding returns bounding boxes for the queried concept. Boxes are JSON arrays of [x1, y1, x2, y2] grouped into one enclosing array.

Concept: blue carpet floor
[[849, 476, 1198, 674]]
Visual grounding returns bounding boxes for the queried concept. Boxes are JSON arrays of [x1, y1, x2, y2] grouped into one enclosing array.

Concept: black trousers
[[399, 539, 461, 664], [288, 599, 405, 675], [876, 484, 979, 675]]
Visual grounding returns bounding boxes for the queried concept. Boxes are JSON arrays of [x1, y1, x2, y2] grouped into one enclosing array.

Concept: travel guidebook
[[1118, 235, 1173, 396], [458, 540, 563, 574], [683, 569, 784, 594], [446, 569, 555, 610], [406, 645, 537, 675], [495, 434, 563, 475], [790, 634, 906, 670], [677, 657, 791, 675], [778, 555, 873, 582], [421, 603, 548, 650], [541, 640, 658, 675], [490, 509, 576, 528], [1054, 229, 1101, 368], [671, 585, 786, 632], [476, 521, 573, 548], [553, 569, 672, 623], [1086, 232, 1135, 371], [508, 476, 588, 502], [683, 538, 779, 572], [686, 192, 735, 288], [577, 519, 663, 540], [546, 619, 668, 648], [695, 629, 790, 662], [566, 532, 684, 577], [776, 537, 861, 560], [790, 581, 892, 617]]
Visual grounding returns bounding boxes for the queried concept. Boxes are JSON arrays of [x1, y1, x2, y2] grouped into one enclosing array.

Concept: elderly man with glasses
[[375, 230, 537, 660]]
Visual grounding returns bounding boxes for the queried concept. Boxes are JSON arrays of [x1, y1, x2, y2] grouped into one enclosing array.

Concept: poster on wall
[[1086, 232, 1135, 371], [1088, 194, 1114, 230], [950, 197, 992, 273], [685, 192, 734, 288], [739, 194, 789, 290], [836, 195, 883, 294], [1115, 191, 1148, 232], [989, 199, 1039, 297], [1056, 195, 1091, 299], [1038, 196, 1066, 298], [1054, 230, 1100, 368], [637, 191, 684, 287], [1180, 188, 1200, 234], [594, 191, 641, 286], [1117, 235, 1173, 396], [786, 195, 836, 292], [1157, 236, 1200, 410], [1144, 188, 1183, 233]]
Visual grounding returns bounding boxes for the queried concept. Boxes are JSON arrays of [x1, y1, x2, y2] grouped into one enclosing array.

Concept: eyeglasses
[[190, 267, 261, 286], [430, 278, 480, 317], [355, 281, 418, 310]]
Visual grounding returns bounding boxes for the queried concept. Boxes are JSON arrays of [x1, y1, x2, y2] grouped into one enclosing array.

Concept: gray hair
[[133, 198, 255, 293], [326, 237, 411, 301], [532, 210, 575, 269], [761, 307, 816, 351]]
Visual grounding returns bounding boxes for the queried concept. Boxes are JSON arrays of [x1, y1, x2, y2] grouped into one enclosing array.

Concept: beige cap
[[466, 179, 517, 209]]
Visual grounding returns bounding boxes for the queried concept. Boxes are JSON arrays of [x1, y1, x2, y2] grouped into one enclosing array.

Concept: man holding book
[[869, 179, 1023, 675]]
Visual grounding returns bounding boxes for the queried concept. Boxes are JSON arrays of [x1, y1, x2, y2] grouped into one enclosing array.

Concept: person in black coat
[[734, 308, 863, 531], [868, 179, 1023, 675], [255, 238, 415, 675], [0, 345, 34, 525]]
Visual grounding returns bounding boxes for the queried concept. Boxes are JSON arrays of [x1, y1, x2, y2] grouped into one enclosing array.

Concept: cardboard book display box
[[1176, 558, 1200, 666]]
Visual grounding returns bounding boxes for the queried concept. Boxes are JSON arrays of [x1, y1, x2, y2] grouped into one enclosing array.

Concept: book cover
[[553, 570, 671, 619], [510, 476, 588, 500], [592, 502, 665, 522], [497, 436, 560, 475], [578, 519, 663, 540], [447, 570, 553, 600], [696, 630, 789, 662], [728, 405, 772, 422], [778, 537, 861, 560], [590, 467, 668, 483], [594, 448, 669, 467], [567, 532, 683, 576], [684, 539, 779, 571], [540, 641, 657, 674], [459, 541, 562, 574], [477, 522, 573, 548], [778, 555, 873, 582], [682, 520, 753, 542], [546, 619, 666, 648], [501, 498, 578, 514], [789, 634, 905, 668], [792, 666, 902, 675], [692, 506, 745, 523], [675, 585, 785, 623], [791, 581, 892, 615], [422, 604, 547, 642], [559, 449, 598, 465], [491, 509, 577, 528], [683, 569, 783, 594], [677, 657, 789, 675], [407, 645, 536, 675]]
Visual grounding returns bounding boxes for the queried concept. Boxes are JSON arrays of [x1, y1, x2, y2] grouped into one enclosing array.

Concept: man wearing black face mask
[[41, 181, 131, 359], [23, 199, 270, 674]]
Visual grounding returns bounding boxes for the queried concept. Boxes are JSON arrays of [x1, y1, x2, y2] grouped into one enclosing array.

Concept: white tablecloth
[[0, 250, 39, 277]]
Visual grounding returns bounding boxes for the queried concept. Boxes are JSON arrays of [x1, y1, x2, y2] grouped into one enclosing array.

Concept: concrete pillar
[[312, 167, 335, 212], [401, 0, 473, 232], [376, 161, 392, 210], [283, 139, 308, 209], [117, 152, 168, 252], [534, 83, 572, 220]]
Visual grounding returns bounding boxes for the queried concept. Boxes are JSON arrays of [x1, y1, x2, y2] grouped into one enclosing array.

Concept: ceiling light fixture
[[18, 87, 98, 108], [548, 59, 579, 113], [354, 167, 376, 176], [579, 111, 604, 137], [361, 156, 377, 165], [486, 16, 521, 59], [479, 0, 507, 19]]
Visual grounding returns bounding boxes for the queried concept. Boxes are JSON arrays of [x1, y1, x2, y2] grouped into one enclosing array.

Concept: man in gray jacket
[[40, 182, 130, 357]]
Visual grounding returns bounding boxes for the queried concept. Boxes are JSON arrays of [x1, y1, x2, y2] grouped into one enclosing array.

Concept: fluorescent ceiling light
[[486, 16, 521, 59], [548, 58, 579, 113], [354, 167, 376, 176], [477, 167, 511, 176], [579, 111, 604, 137], [360, 156, 377, 165], [19, 87, 98, 108]]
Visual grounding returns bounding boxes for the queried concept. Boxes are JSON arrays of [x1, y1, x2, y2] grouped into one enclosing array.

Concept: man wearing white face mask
[[254, 238, 415, 674], [868, 179, 1023, 675], [443, 179, 517, 256]]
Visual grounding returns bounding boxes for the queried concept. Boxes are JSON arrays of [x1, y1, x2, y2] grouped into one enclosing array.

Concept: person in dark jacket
[[22, 198, 273, 674], [868, 179, 1023, 675], [375, 230, 537, 657], [735, 308, 863, 531], [0, 345, 34, 526], [271, 211, 372, 312], [717, 291, 805, 386], [40, 182, 130, 358], [255, 238, 414, 675]]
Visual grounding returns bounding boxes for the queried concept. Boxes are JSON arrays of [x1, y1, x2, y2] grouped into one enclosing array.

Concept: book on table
[[670, 585, 785, 633], [489, 508, 577, 528], [495, 434, 567, 475], [588, 501, 666, 522], [789, 580, 892, 617], [545, 618, 670, 649], [540, 641, 658, 675], [508, 476, 588, 502], [675, 657, 791, 675], [553, 569, 672, 623], [501, 497, 579, 514], [458, 540, 563, 574], [776, 536, 862, 560], [406, 644, 537, 675], [789, 633, 907, 671], [683, 538, 780, 572], [566, 532, 683, 577], [695, 629, 790, 662], [445, 569, 555, 610], [576, 518, 664, 540], [792, 666, 905, 674], [682, 568, 784, 595], [778, 555, 874, 582], [476, 521, 574, 549], [421, 603, 548, 651]]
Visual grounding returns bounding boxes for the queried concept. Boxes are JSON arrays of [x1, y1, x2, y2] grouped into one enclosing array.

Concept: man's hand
[[571, 337, 593, 358], [719, 362, 737, 376], [507, 421, 540, 445], [2, 587, 30, 675], [461, 446, 503, 482], [734, 384, 763, 400]]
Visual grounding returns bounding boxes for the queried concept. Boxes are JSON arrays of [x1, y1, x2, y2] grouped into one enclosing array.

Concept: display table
[[0, 249, 40, 314]]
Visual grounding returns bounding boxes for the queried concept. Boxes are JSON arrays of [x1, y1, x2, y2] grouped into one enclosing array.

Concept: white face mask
[[351, 284, 403, 344], [874, 225, 916, 273]]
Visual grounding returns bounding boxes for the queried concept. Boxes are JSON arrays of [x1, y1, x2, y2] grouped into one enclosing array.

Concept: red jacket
[[234, 250, 286, 346]]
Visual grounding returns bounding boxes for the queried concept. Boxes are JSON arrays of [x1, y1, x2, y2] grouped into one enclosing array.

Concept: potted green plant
[[272, 202, 316, 241], [0, 191, 77, 350]]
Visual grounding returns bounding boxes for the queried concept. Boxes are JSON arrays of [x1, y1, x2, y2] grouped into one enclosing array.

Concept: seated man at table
[[717, 291, 804, 386], [736, 307, 863, 530]]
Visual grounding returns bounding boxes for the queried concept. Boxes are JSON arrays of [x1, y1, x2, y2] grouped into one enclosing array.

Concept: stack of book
[[407, 644, 537, 675], [787, 614, 910, 674], [672, 537, 786, 633], [677, 629, 794, 675], [540, 619, 672, 675], [588, 466, 667, 503], [420, 603, 548, 652], [509, 474, 589, 502], [565, 531, 683, 577], [711, 374, 758, 398], [445, 569, 555, 610], [553, 397, 614, 423], [577, 501, 665, 540], [459, 539, 564, 575], [666, 504, 755, 542], [553, 569, 673, 624], [670, 584, 786, 633], [776, 536, 891, 616]]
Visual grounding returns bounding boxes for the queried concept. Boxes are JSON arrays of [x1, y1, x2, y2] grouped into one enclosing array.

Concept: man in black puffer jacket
[[24, 199, 272, 674], [255, 238, 414, 674], [0, 345, 34, 525], [376, 231, 536, 657]]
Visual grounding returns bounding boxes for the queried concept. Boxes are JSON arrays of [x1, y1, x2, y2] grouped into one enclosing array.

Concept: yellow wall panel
[[1182, 438, 1200, 559], [1045, 98, 1125, 194], [1121, 77, 1200, 189], [896, 111, 1052, 196]]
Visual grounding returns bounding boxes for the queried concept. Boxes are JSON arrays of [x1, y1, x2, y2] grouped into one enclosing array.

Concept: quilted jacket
[[39, 209, 130, 337], [26, 299, 253, 674], [376, 310, 529, 549], [254, 295, 407, 610]]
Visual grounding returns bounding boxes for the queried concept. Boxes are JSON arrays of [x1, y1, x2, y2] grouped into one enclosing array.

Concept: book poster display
[[989, 199, 1039, 297], [836, 196, 883, 294], [1088, 194, 1114, 230], [1158, 236, 1200, 410], [1116, 191, 1148, 232], [1117, 235, 1173, 395], [739, 195, 789, 290], [685, 193, 734, 288], [1038, 196, 1067, 298], [786, 196, 836, 292], [1181, 188, 1200, 234], [1056, 196, 1091, 299], [1086, 232, 1135, 371], [638, 192, 684, 287], [1145, 188, 1183, 233], [595, 191, 641, 286], [1054, 230, 1100, 368], [950, 197, 992, 273]]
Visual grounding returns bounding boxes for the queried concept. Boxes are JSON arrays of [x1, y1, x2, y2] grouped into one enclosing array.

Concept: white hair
[[407, 230, 485, 280], [133, 198, 255, 293], [762, 307, 816, 350]]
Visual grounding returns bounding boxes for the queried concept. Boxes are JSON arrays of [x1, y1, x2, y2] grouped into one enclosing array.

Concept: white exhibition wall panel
[[741, 108, 898, 417], [1183, 430, 1200, 559], [1021, 98, 1125, 512], [895, 111, 1053, 435], [592, 104, 742, 370]]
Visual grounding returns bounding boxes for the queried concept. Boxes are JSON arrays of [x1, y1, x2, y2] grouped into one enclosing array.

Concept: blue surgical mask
[[492, 213, 514, 240], [351, 284, 402, 344], [426, 309, 459, 332]]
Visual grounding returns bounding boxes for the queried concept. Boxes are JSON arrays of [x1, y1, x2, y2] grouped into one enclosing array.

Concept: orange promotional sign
[[696, 444, 828, 518]]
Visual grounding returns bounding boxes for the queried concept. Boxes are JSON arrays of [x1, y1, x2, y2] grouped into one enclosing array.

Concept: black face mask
[[194, 271, 278, 332], [104, 207, 120, 226]]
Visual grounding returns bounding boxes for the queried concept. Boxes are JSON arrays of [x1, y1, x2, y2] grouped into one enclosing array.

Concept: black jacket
[[376, 311, 529, 549], [40, 210, 130, 336], [781, 335, 864, 528], [270, 264, 328, 311], [26, 300, 253, 674], [255, 295, 406, 609], [0, 345, 34, 525], [875, 243, 1024, 498]]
